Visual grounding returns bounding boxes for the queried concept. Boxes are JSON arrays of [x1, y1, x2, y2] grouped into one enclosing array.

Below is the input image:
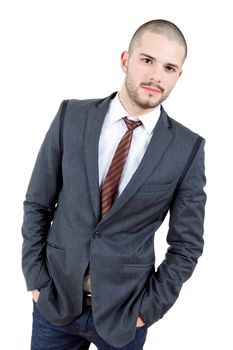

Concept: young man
[[22, 19, 206, 349]]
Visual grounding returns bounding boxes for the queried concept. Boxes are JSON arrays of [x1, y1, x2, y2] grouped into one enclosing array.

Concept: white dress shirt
[[83, 94, 161, 293], [98, 93, 161, 197]]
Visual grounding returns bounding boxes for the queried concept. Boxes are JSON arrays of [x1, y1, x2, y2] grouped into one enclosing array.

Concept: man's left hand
[[136, 315, 145, 327]]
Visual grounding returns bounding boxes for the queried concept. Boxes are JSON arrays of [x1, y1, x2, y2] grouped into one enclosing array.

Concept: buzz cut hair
[[128, 19, 187, 61]]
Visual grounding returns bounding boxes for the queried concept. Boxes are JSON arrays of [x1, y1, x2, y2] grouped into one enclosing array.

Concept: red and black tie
[[100, 117, 142, 218]]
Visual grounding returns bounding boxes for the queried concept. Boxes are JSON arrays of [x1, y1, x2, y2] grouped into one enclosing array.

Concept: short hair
[[128, 19, 187, 61]]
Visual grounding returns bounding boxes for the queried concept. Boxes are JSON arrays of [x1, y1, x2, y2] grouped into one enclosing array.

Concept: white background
[[1, 0, 232, 349]]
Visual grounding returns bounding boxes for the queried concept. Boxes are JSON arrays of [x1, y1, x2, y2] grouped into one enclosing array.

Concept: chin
[[137, 97, 161, 110]]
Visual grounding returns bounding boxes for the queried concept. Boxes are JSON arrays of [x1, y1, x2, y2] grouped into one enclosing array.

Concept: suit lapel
[[99, 106, 174, 224], [84, 92, 117, 221]]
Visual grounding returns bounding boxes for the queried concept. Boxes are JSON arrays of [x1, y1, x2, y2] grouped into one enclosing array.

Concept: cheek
[[164, 76, 179, 92], [127, 67, 143, 86], [129, 62, 147, 79]]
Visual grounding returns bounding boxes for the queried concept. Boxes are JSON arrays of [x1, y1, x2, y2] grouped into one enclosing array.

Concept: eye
[[141, 58, 152, 64], [165, 65, 176, 72]]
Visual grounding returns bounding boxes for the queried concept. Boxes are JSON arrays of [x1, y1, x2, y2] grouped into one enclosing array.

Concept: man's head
[[119, 19, 187, 116]]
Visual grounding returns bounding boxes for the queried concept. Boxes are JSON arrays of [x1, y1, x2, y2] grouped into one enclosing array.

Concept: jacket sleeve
[[139, 138, 207, 326], [21, 101, 66, 291]]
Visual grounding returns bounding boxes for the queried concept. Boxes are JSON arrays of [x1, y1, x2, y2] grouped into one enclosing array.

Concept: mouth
[[141, 84, 163, 95]]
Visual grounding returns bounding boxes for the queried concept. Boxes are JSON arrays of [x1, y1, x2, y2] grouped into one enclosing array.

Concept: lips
[[141, 85, 162, 94]]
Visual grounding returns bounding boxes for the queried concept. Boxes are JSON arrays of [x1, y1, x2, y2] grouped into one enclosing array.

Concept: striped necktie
[[100, 117, 142, 218]]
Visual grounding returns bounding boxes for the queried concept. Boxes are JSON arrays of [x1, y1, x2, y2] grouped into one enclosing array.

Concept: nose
[[149, 62, 163, 84]]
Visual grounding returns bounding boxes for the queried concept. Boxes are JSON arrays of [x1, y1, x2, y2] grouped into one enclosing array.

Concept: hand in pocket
[[31, 289, 40, 303], [136, 315, 145, 327]]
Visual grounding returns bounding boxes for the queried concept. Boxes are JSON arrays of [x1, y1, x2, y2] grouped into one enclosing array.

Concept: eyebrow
[[139, 53, 180, 70]]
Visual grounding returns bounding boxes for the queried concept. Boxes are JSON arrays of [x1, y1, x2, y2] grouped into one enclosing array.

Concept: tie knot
[[123, 117, 142, 131]]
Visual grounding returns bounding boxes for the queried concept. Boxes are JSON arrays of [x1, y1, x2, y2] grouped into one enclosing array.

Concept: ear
[[178, 70, 183, 77], [121, 51, 129, 73]]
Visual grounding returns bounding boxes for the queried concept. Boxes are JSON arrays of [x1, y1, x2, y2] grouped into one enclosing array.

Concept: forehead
[[132, 31, 185, 66]]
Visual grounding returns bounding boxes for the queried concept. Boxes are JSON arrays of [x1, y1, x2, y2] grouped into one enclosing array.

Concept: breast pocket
[[138, 182, 175, 193]]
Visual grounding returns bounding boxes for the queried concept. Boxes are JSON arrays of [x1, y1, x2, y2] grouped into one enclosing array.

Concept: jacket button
[[93, 231, 101, 238]]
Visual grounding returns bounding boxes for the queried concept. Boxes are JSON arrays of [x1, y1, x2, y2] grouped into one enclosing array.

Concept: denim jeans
[[31, 302, 148, 350]]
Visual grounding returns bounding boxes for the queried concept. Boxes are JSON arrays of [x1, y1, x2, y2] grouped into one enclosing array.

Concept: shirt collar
[[108, 93, 161, 135]]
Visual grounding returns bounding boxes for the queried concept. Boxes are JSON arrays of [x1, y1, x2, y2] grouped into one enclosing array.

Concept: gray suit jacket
[[22, 92, 206, 347]]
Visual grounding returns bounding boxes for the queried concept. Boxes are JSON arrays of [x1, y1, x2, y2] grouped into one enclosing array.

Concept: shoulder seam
[[177, 136, 203, 187], [59, 100, 69, 154]]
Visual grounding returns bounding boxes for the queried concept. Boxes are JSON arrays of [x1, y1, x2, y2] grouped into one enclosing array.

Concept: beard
[[125, 74, 170, 110]]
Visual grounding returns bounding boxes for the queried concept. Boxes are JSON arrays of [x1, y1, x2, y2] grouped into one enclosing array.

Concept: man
[[22, 19, 206, 349]]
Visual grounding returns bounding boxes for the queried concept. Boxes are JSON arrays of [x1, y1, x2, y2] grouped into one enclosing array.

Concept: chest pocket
[[138, 182, 176, 193]]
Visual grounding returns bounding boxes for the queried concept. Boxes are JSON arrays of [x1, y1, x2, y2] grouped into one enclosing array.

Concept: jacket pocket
[[123, 261, 155, 269], [138, 183, 175, 193], [47, 241, 65, 251]]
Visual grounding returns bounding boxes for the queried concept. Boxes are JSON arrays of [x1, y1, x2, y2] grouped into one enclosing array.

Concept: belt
[[83, 292, 92, 307]]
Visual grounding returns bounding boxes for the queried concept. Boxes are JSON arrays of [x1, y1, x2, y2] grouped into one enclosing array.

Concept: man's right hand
[[31, 289, 40, 303]]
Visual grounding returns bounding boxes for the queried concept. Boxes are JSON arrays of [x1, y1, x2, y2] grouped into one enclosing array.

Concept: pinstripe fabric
[[100, 117, 142, 218]]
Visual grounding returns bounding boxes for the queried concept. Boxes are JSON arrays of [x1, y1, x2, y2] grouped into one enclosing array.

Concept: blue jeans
[[31, 302, 148, 350]]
